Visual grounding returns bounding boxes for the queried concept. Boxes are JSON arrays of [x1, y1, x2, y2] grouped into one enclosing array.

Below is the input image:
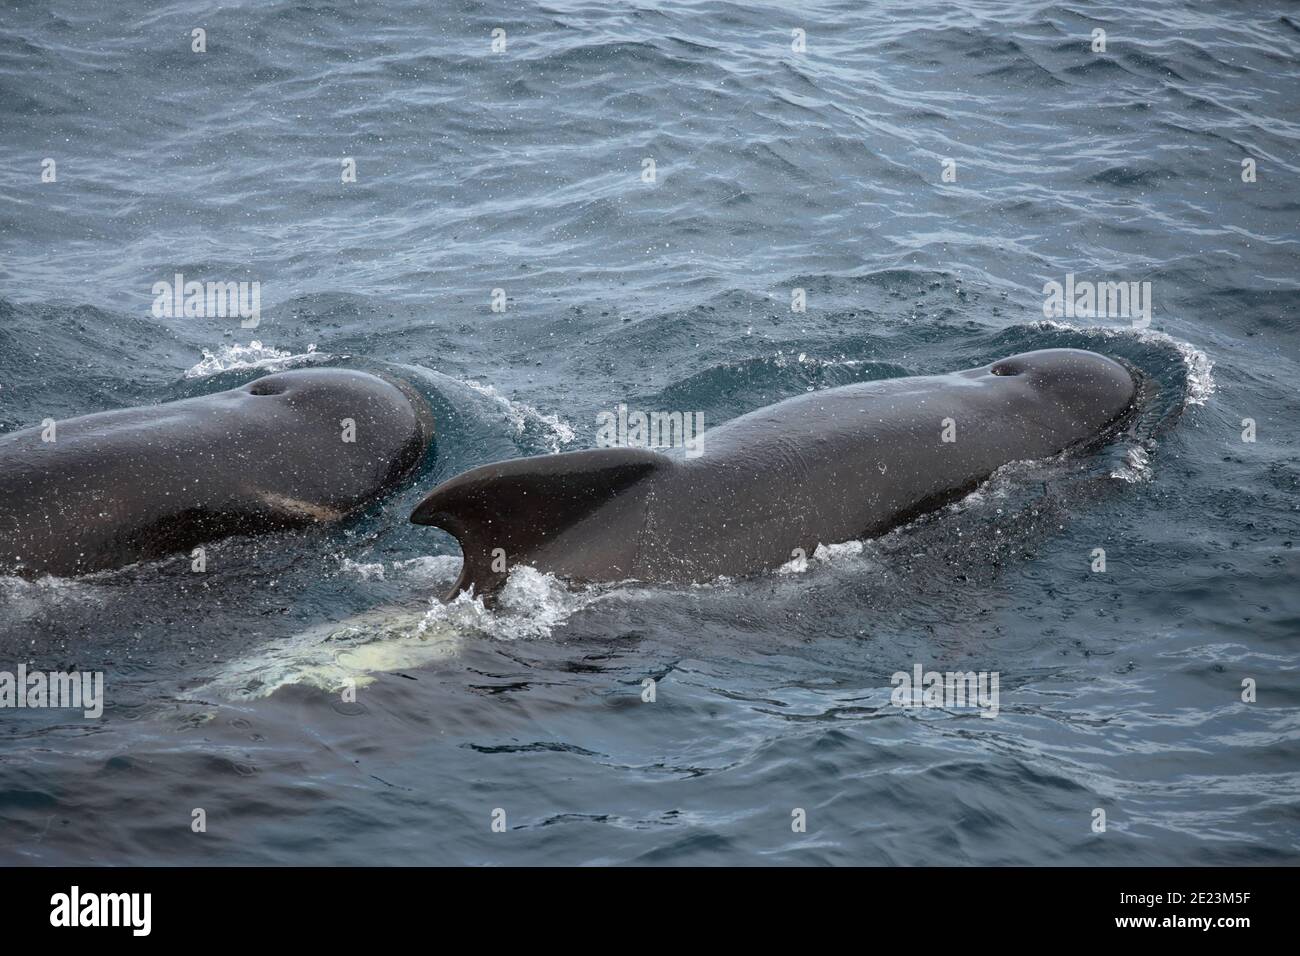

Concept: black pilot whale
[[411, 348, 1139, 599], [0, 368, 434, 577]]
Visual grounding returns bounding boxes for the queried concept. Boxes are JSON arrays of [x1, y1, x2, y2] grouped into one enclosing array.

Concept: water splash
[[416, 565, 599, 641], [1110, 444, 1153, 483], [184, 341, 324, 379], [778, 540, 869, 574], [460, 379, 577, 452], [0, 573, 103, 627], [339, 558, 385, 581]]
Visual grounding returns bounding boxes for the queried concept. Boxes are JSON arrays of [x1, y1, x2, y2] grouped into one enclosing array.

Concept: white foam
[[460, 380, 576, 452], [771, 350, 867, 371], [1110, 444, 1153, 483], [336, 554, 463, 586], [777, 552, 810, 574], [778, 539, 869, 574], [0, 573, 103, 624], [339, 558, 385, 581], [415, 565, 598, 641], [1173, 339, 1216, 406], [391, 555, 462, 585], [184, 341, 324, 379], [814, 540, 867, 562]]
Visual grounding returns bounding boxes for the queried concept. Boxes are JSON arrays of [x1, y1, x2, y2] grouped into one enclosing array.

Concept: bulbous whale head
[[0, 367, 436, 577], [983, 348, 1138, 442], [227, 368, 437, 497]]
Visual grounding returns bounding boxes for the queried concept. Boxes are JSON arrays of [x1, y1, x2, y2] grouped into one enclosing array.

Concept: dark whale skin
[[412, 349, 1138, 599], [0, 368, 434, 577]]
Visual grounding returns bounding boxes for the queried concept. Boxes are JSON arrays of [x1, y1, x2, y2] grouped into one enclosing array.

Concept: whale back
[[411, 349, 1139, 598]]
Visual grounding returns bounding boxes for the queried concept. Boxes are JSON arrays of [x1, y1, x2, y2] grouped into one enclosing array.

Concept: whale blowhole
[[248, 379, 289, 396]]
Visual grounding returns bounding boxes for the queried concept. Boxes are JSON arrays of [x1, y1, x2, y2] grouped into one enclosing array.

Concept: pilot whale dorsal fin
[[410, 447, 668, 600]]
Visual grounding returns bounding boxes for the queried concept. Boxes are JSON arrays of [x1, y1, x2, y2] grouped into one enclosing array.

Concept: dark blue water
[[1, 0, 1297, 865]]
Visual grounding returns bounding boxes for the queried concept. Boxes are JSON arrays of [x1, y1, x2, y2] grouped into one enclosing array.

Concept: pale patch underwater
[[204, 563, 611, 699], [203, 605, 464, 701]]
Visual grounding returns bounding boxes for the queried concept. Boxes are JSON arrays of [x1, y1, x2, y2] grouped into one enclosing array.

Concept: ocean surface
[[1, 0, 1297, 865]]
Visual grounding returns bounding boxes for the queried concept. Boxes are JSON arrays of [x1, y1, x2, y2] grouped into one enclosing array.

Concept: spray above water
[[459, 379, 577, 453], [416, 565, 604, 642], [184, 341, 326, 379]]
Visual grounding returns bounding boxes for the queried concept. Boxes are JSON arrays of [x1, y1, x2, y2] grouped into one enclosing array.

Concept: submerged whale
[[0, 368, 434, 577], [411, 349, 1138, 599]]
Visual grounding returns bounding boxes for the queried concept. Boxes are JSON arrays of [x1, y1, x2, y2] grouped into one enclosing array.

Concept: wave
[[459, 379, 577, 453]]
